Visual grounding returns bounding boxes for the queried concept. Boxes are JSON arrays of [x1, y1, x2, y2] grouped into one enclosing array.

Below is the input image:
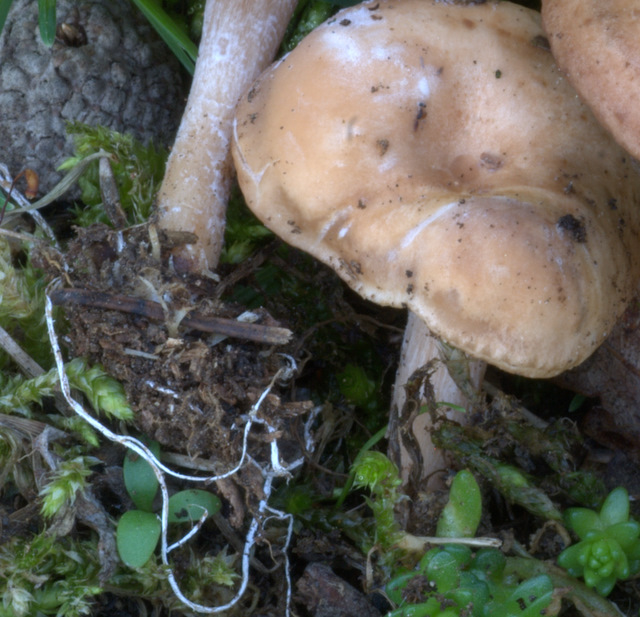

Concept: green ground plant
[[386, 545, 554, 617], [116, 440, 222, 569], [350, 454, 631, 617], [377, 467, 555, 617], [558, 486, 640, 596], [0, 532, 102, 617], [59, 123, 168, 227]]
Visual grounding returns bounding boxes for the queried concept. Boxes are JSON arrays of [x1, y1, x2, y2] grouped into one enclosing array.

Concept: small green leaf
[[557, 542, 588, 576], [168, 489, 221, 523], [448, 574, 491, 612], [385, 570, 417, 606], [386, 597, 458, 617], [606, 521, 640, 550], [338, 364, 376, 409], [37, 0, 56, 46], [470, 547, 506, 582], [424, 548, 465, 592], [116, 510, 161, 568], [436, 469, 482, 538], [565, 507, 603, 539], [568, 394, 586, 413], [599, 487, 629, 528], [499, 574, 553, 617], [123, 441, 160, 511]]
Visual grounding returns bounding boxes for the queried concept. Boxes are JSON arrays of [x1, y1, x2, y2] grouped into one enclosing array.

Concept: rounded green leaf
[[420, 544, 472, 577], [600, 487, 630, 528], [387, 597, 453, 617], [607, 521, 640, 549], [168, 489, 221, 524], [425, 547, 470, 592], [500, 574, 553, 617], [564, 507, 602, 539], [448, 574, 490, 610], [385, 570, 417, 606], [470, 548, 506, 582], [436, 469, 482, 538], [117, 510, 161, 568], [123, 441, 160, 512], [594, 575, 617, 597], [557, 543, 586, 575]]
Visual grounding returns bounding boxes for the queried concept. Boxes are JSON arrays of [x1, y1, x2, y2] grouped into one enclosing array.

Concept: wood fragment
[[49, 287, 293, 345], [98, 157, 128, 228], [0, 323, 46, 378]]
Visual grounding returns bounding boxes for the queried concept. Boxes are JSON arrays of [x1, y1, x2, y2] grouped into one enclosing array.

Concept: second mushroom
[[231, 0, 640, 489]]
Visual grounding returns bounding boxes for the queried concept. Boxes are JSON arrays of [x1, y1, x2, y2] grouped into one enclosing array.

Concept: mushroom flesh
[[542, 0, 640, 160], [231, 0, 640, 487], [155, 0, 296, 273]]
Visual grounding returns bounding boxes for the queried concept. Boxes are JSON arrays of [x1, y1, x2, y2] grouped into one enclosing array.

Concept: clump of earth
[[34, 222, 310, 494]]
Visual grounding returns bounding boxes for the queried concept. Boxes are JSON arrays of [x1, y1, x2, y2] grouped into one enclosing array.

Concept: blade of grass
[[0, 0, 14, 38], [3, 151, 107, 217], [130, 0, 198, 75], [37, 0, 56, 46]]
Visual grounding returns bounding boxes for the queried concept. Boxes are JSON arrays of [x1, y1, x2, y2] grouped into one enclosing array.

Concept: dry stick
[[45, 281, 300, 614], [98, 157, 128, 229], [49, 287, 292, 345], [0, 323, 46, 378], [0, 322, 75, 417], [396, 534, 502, 553]]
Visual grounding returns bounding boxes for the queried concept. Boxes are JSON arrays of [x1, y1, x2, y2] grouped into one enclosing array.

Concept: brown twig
[[98, 157, 128, 228], [0, 323, 46, 378], [49, 287, 293, 345]]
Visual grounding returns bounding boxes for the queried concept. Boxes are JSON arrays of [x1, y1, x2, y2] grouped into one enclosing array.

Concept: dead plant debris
[[33, 221, 310, 471]]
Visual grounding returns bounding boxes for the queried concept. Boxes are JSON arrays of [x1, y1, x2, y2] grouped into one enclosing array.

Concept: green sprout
[[436, 469, 482, 539], [39, 454, 98, 518], [0, 357, 132, 424], [65, 357, 134, 421], [557, 486, 640, 596], [0, 532, 102, 617], [59, 122, 168, 227], [116, 441, 222, 568], [387, 545, 554, 617], [384, 470, 555, 617], [352, 450, 404, 555]]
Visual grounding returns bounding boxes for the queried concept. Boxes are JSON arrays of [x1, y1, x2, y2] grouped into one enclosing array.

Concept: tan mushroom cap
[[542, 0, 640, 160], [231, 0, 640, 378]]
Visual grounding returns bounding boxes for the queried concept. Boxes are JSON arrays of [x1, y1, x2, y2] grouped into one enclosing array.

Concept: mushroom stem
[[156, 0, 296, 273], [391, 311, 486, 491]]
